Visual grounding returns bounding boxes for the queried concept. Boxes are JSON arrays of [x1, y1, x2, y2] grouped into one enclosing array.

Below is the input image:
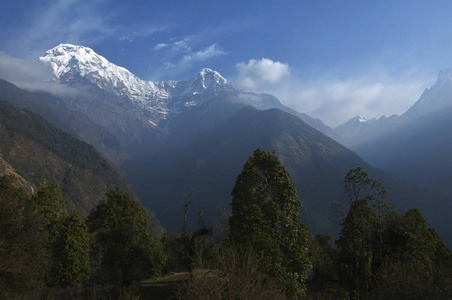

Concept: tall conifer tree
[[229, 148, 311, 298]]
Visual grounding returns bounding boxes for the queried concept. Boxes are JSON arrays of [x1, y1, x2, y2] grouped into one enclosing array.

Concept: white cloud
[[152, 41, 227, 79], [173, 39, 192, 51], [0, 52, 77, 97], [152, 37, 192, 53], [237, 94, 260, 102], [153, 43, 168, 51], [4, 0, 119, 57], [120, 26, 165, 42], [181, 44, 227, 64], [163, 43, 227, 71], [232, 57, 435, 127], [235, 58, 290, 89], [268, 76, 431, 127]]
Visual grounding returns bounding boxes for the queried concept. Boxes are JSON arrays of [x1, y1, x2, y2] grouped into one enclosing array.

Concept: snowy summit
[[39, 44, 233, 123]]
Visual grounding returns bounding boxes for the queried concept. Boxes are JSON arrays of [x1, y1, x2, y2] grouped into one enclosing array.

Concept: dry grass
[[176, 247, 287, 300]]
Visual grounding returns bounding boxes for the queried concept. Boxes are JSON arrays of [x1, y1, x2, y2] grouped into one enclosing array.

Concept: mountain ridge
[[335, 68, 452, 147], [39, 44, 234, 125], [123, 101, 429, 238], [38, 43, 338, 140]]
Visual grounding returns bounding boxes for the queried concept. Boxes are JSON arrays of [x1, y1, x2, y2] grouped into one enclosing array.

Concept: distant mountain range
[[332, 70, 452, 246], [1, 44, 450, 245], [334, 69, 452, 187], [39, 44, 339, 149], [334, 69, 452, 146]]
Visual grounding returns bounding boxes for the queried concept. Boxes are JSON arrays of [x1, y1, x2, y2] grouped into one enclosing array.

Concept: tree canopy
[[334, 167, 452, 299], [33, 184, 91, 287], [228, 148, 311, 298], [0, 176, 48, 298], [87, 188, 165, 286]]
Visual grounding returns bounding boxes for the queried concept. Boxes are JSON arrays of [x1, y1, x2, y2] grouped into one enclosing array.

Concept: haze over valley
[[0, 43, 451, 246], [1, 2, 452, 298]]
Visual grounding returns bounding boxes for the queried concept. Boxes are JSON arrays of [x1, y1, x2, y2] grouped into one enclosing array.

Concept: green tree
[[342, 167, 387, 205], [51, 213, 91, 287], [228, 148, 311, 298], [309, 234, 338, 290], [335, 167, 388, 299], [336, 199, 377, 298], [0, 175, 48, 298], [161, 218, 214, 275], [87, 188, 165, 286], [334, 168, 452, 299], [373, 208, 452, 299], [33, 184, 91, 287], [32, 183, 66, 227], [162, 196, 214, 276]]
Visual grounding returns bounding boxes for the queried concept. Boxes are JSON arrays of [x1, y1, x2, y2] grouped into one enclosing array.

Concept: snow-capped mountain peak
[[41, 44, 128, 81], [33, 44, 340, 141], [357, 115, 368, 123], [40, 44, 165, 105], [180, 68, 232, 96], [38, 44, 236, 124], [198, 68, 228, 86], [337, 115, 370, 126]]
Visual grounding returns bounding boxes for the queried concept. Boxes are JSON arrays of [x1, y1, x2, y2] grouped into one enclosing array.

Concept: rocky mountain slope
[[0, 96, 164, 236], [39, 44, 339, 149]]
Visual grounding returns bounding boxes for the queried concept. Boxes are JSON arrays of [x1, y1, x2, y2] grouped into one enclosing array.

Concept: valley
[[0, 44, 450, 247], [4, 1, 452, 297]]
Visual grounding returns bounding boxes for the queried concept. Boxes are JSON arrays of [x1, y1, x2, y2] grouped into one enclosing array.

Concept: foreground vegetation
[[1, 149, 451, 299]]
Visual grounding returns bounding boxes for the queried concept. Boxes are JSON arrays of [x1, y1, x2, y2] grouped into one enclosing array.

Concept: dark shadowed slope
[[124, 103, 428, 241], [0, 78, 132, 166], [0, 98, 164, 235]]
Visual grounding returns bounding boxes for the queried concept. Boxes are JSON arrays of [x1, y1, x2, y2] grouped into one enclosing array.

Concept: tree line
[[0, 176, 165, 298], [1, 148, 451, 299]]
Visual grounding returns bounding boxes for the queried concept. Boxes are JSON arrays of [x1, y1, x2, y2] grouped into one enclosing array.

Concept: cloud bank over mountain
[[0, 52, 78, 97], [274, 75, 430, 127], [232, 57, 430, 127]]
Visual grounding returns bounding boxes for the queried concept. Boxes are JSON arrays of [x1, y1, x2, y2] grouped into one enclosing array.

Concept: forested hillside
[[0, 98, 163, 236], [1, 149, 451, 299]]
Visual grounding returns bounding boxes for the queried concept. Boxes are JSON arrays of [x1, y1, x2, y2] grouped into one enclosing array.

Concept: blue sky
[[1, 0, 452, 126]]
